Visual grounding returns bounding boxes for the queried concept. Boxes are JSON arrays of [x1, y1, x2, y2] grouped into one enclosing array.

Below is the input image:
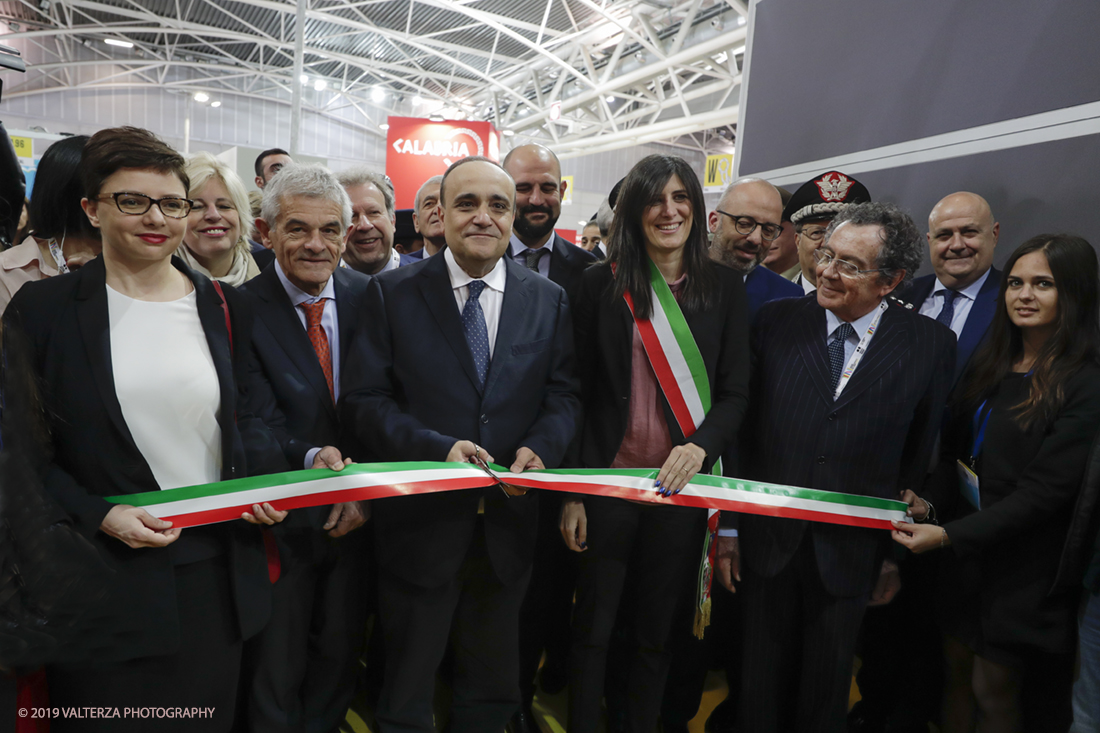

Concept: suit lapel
[[419, 254, 484, 391], [794, 302, 836, 405], [253, 266, 337, 412], [74, 258, 141, 453], [547, 235, 568, 284], [832, 303, 911, 411], [955, 267, 999, 381], [483, 260, 529, 398]]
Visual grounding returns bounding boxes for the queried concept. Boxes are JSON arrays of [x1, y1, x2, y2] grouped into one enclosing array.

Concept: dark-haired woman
[[0, 135, 100, 312], [3, 126, 290, 731], [893, 234, 1100, 732], [561, 155, 750, 733]]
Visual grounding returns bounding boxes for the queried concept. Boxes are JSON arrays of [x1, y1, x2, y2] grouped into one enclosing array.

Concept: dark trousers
[[517, 492, 577, 703], [376, 521, 530, 733], [568, 496, 705, 733], [854, 552, 943, 728], [244, 528, 370, 733], [48, 558, 242, 733], [738, 535, 869, 733]]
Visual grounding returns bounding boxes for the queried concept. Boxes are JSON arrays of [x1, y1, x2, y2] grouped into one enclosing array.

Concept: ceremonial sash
[[620, 258, 723, 638], [106, 462, 910, 532]]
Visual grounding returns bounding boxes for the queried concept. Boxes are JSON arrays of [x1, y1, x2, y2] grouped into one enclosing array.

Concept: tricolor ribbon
[[106, 461, 911, 533]]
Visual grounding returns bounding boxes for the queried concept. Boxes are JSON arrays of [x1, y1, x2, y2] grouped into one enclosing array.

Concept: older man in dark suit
[[342, 156, 581, 733], [238, 163, 371, 733], [717, 202, 956, 733]]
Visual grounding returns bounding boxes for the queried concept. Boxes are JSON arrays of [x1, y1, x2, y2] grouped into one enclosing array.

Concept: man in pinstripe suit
[[716, 202, 956, 733]]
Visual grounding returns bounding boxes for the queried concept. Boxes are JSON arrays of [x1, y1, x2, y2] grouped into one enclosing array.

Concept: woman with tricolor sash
[[892, 235, 1100, 732], [560, 154, 750, 733], [3, 126, 291, 731]]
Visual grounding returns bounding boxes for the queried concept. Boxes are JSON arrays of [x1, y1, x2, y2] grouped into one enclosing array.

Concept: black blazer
[[898, 268, 1000, 385], [341, 253, 582, 588], [239, 263, 372, 531], [573, 261, 750, 471], [739, 295, 956, 597], [3, 256, 289, 663], [506, 233, 597, 304]]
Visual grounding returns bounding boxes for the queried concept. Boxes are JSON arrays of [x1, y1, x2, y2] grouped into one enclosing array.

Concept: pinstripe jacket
[[738, 294, 955, 597]]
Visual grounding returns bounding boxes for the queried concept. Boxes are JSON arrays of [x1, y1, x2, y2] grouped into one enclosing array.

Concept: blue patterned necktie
[[462, 280, 490, 388], [828, 322, 856, 392], [936, 289, 960, 328]]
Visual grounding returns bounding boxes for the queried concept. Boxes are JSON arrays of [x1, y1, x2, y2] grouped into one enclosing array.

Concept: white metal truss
[[0, 0, 748, 157]]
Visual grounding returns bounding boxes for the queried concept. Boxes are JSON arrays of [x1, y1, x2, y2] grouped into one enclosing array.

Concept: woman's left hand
[[891, 520, 949, 554], [656, 443, 707, 496]]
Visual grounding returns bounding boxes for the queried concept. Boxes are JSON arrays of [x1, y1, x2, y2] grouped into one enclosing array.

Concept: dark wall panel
[[739, 0, 1100, 174]]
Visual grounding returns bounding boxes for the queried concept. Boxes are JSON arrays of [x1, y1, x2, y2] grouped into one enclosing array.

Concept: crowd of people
[[0, 124, 1098, 733]]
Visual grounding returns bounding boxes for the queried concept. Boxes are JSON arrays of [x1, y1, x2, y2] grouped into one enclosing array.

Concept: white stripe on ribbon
[[646, 291, 707, 427]]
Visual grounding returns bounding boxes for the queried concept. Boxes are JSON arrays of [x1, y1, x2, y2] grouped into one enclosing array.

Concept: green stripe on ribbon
[[647, 258, 712, 411]]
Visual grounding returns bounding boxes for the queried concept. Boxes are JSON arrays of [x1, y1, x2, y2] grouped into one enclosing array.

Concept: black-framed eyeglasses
[[796, 226, 829, 242], [715, 210, 782, 241], [812, 248, 892, 279], [98, 192, 193, 219]]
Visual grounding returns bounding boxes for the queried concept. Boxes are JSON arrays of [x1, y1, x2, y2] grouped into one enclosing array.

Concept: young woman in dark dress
[[892, 234, 1100, 732]]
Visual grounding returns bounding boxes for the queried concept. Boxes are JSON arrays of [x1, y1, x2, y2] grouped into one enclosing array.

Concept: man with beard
[[502, 144, 595, 304], [709, 177, 802, 317], [411, 175, 447, 258], [335, 167, 417, 276], [501, 143, 594, 733]]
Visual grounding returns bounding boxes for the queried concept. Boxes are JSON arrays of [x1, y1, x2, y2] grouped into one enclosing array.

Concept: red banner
[[386, 116, 500, 210]]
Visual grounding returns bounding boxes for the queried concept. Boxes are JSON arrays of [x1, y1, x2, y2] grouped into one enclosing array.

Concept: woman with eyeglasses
[[892, 235, 1100, 732], [3, 126, 290, 731], [560, 154, 750, 733], [177, 151, 262, 286]]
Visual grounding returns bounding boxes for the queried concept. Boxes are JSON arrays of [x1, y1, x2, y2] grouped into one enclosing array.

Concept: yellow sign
[[10, 136, 31, 159], [561, 175, 573, 205], [704, 154, 733, 193]]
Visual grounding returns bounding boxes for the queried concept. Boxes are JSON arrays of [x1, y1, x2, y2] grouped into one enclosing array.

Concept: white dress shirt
[[795, 271, 817, 295], [825, 302, 882, 366], [445, 247, 507, 358], [276, 261, 340, 469], [509, 233, 554, 279], [917, 268, 991, 340]]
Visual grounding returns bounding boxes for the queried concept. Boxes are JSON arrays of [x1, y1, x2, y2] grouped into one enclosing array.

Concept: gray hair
[[415, 175, 444, 209], [335, 166, 395, 216], [261, 164, 352, 230], [596, 199, 614, 237], [825, 202, 923, 288]]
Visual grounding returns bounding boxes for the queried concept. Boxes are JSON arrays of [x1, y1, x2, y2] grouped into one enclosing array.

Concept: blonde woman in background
[[177, 151, 261, 286]]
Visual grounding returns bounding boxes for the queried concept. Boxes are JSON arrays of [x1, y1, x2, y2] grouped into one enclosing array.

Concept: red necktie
[[299, 300, 334, 402]]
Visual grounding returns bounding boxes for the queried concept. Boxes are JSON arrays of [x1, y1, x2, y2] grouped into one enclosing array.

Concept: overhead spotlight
[[634, 51, 645, 62], [428, 113, 445, 122], [193, 92, 209, 103], [8, 22, 19, 32], [502, 129, 516, 137], [605, 95, 615, 103], [211, 100, 222, 108], [711, 18, 724, 31], [379, 123, 390, 130], [313, 79, 327, 91], [412, 95, 423, 106], [104, 38, 133, 48], [737, 16, 746, 26], [39, 0, 50, 10], [299, 73, 308, 85], [371, 87, 385, 102]]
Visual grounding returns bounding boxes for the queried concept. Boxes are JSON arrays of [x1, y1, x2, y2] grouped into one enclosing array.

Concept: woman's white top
[[107, 285, 222, 490]]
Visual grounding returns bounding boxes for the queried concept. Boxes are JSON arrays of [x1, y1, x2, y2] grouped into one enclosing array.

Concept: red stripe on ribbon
[[622, 290, 696, 437]]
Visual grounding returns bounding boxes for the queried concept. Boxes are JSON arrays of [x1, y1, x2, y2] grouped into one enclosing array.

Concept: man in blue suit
[[708, 177, 803, 318], [850, 192, 1001, 733], [239, 163, 372, 733], [342, 156, 581, 733], [718, 203, 955, 733]]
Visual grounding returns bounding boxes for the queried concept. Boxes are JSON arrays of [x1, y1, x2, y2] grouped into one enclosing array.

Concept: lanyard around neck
[[832, 300, 888, 401]]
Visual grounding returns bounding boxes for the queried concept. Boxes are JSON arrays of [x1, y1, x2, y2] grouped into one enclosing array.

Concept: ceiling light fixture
[[210, 100, 221, 108], [428, 113, 445, 122], [313, 79, 327, 91], [371, 87, 385, 102], [379, 123, 390, 130], [502, 129, 515, 137], [193, 92, 209, 102], [105, 38, 133, 48], [299, 74, 308, 85]]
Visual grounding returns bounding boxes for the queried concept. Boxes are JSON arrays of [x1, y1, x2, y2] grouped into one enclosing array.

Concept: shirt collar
[[444, 247, 507, 294], [933, 267, 991, 301], [509, 233, 555, 258], [825, 300, 882, 340], [379, 247, 402, 274], [275, 259, 336, 306]]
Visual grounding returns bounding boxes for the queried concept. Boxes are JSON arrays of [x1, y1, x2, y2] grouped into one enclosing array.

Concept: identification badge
[[956, 460, 981, 510]]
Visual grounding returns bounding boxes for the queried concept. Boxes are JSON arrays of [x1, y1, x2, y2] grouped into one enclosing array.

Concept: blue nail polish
[[654, 479, 662, 487], [580, 542, 587, 549]]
